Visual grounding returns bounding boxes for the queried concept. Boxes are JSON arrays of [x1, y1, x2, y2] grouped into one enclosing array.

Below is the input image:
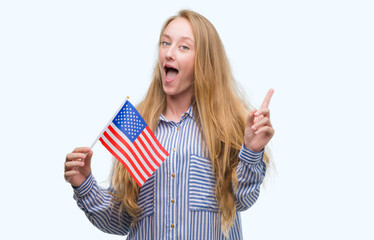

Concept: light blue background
[[1, 1, 373, 239]]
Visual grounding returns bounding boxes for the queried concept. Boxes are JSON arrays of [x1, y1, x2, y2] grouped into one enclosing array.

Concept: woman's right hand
[[64, 147, 93, 187]]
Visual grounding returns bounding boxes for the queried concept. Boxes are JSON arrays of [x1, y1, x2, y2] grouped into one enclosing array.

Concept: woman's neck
[[163, 95, 192, 122]]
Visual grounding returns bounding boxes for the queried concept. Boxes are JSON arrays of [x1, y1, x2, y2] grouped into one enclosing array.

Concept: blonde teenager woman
[[64, 9, 274, 239]]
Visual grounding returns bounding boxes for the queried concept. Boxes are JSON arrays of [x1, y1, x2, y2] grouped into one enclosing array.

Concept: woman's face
[[159, 17, 195, 100]]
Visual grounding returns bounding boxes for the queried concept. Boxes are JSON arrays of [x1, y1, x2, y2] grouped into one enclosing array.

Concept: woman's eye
[[181, 45, 189, 50], [161, 41, 170, 46]]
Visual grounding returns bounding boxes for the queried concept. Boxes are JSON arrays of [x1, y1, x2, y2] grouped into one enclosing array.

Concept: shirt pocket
[[189, 154, 219, 212], [137, 174, 155, 220]]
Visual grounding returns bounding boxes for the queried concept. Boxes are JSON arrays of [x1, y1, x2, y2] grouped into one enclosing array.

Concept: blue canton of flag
[[113, 102, 146, 142]]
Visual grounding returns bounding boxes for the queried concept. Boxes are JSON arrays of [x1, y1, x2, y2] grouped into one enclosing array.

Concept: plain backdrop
[[1, 0, 373, 239]]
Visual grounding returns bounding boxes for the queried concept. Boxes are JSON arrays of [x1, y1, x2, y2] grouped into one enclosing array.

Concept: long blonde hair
[[111, 9, 270, 233]]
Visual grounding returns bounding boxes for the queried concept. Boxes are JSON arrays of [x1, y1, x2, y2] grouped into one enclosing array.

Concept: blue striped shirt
[[73, 106, 266, 239]]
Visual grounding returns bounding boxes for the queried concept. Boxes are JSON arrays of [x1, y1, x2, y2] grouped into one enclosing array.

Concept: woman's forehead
[[162, 17, 195, 41]]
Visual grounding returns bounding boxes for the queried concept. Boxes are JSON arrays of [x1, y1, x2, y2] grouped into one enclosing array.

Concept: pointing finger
[[260, 88, 274, 109]]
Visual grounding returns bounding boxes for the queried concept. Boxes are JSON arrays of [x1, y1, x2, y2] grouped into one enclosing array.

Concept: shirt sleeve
[[234, 144, 266, 211], [73, 173, 132, 235]]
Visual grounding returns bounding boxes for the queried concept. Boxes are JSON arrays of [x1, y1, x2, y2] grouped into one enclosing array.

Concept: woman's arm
[[234, 146, 266, 211], [65, 147, 131, 235], [235, 89, 274, 210], [73, 173, 132, 235]]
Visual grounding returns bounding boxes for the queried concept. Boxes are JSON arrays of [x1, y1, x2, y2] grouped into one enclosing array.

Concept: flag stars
[[112, 101, 148, 143]]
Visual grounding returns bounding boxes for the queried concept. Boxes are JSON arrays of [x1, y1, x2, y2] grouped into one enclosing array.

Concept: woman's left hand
[[244, 89, 275, 152]]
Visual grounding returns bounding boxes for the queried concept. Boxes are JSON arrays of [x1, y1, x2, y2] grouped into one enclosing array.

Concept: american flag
[[98, 100, 169, 186]]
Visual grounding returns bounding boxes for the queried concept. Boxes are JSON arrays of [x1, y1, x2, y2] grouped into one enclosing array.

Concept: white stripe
[[109, 123, 154, 175], [138, 132, 163, 165], [143, 128, 168, 159], [132, 137, 159, 170], [105, 127, 150, 178], [101, 133, 145, 186]]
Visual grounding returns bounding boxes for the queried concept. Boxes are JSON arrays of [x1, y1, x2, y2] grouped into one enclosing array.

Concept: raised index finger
[[260, 88, 274, 109]]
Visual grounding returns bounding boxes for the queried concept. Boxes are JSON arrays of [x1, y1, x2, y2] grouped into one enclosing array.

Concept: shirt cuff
[[239, 144, 264, 165], [72, 173, 94, 197]]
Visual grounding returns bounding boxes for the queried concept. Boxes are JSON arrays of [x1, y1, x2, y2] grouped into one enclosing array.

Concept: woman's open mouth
[[164, 65, 179, 82]]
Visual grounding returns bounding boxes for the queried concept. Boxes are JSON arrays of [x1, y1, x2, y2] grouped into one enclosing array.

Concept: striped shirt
[[73, 106, 266, 239]]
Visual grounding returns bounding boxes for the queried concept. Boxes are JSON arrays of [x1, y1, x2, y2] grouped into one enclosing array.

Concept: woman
[[65, 9, 274, 239]]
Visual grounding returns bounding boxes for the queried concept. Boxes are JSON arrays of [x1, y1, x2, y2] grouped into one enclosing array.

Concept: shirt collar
[[159, 105, 194, 123]]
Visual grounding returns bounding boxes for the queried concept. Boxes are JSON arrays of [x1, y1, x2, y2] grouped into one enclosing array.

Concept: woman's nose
[[165, 45, 176, 60]]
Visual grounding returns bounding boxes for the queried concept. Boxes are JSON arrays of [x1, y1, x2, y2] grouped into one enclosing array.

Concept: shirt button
[[176, 127, 180, 131], [171, 173, 175, 178], [171, 224, 175, 228], [172, 148, 176, 152], [171, 199, 175, 204]]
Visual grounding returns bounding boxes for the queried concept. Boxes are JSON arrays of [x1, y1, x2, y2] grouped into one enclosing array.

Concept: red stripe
[[103, 131, 147, 183], [141, 130, 165, 163], [132, 140, 156, 172], [116, 125, 157, 172], [145, 126, 169, 156], [99, 137, 142, 187], [136, 136, 161, 167], [107, 125, 151, 177]]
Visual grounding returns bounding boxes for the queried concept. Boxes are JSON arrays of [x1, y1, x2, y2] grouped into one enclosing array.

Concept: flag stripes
[[107, 125, 154, 175], [99, 136, 145, 186], [99, 122, 168, 186]]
